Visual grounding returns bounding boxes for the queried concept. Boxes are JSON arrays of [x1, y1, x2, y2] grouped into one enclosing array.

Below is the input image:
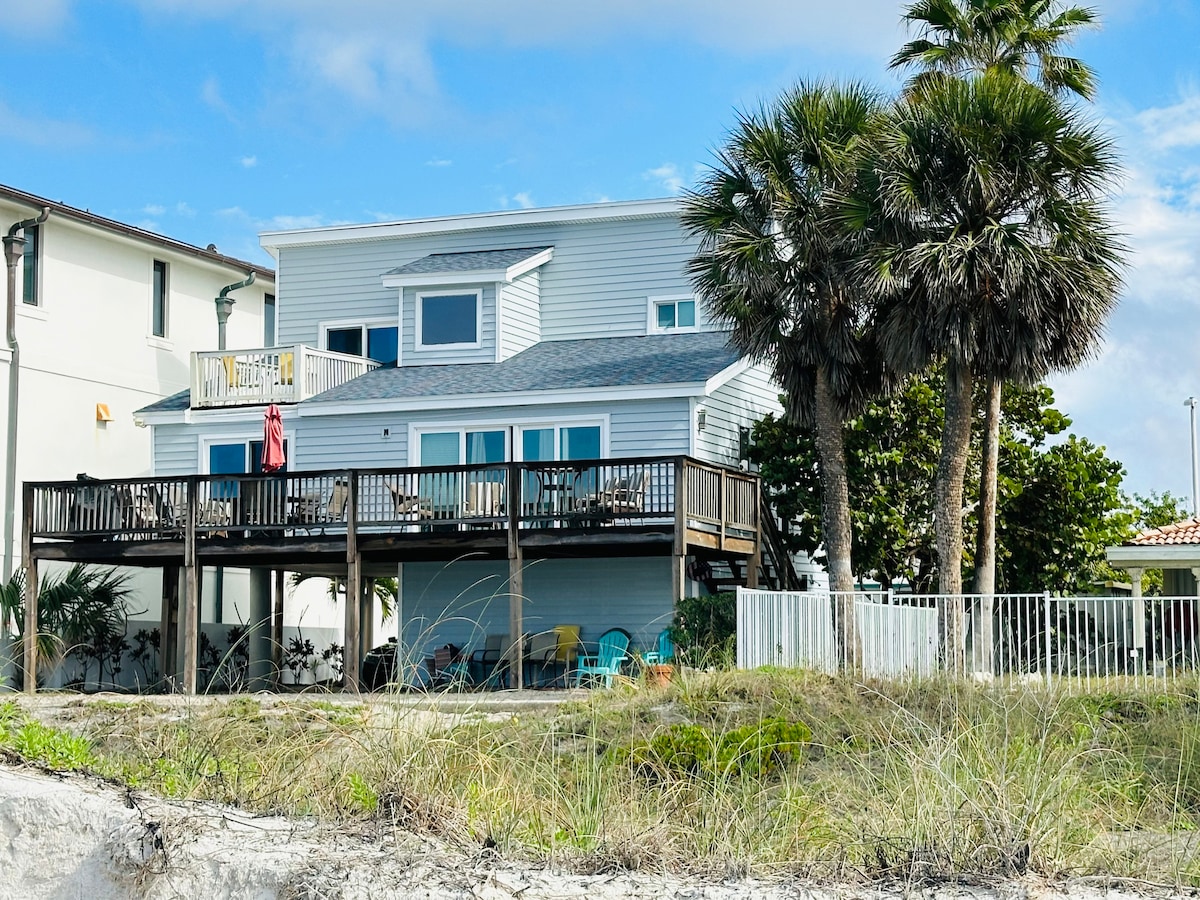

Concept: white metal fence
[[737, 588, 1200, 687]]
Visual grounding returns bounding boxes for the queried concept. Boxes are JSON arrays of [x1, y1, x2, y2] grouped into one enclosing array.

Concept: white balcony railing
[[190, 345, 380, 408]]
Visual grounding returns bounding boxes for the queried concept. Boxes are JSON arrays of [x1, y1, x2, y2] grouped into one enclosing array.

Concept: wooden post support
[[507, 461, 523, 690], [671, 458, 686, 609], [182, 477, 199, 695], [746, 478, 760, 589], [159, 565, 180, 685], [20, 483, 36, 693], [343, 472, 361, 691], [273, 569, 285, 685]]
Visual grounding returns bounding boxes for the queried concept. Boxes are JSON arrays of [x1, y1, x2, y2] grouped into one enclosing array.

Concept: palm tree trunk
[[936, 361, 973, 674], [813, 366, 860, 674], [971, 377, 1002, 674]]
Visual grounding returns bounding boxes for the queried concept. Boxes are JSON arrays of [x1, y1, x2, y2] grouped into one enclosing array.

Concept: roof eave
[[261, 199, 681, 253]]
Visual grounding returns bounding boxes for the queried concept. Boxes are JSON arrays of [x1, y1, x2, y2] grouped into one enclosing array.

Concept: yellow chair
[[221, 355, 240, 388], [279, 352, 294, 386]]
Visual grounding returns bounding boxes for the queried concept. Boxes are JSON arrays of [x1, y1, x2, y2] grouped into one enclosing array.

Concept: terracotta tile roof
[[1127, 518, 1200, 546]]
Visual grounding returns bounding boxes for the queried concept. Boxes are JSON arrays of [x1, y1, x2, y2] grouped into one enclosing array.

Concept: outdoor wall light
[[95, 403, 113, 423], [697, 407, 708, 431]]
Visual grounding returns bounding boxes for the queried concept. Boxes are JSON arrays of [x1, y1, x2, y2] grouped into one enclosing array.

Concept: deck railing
[[27, 457, 759, 543], [189, 345, 380, 408]]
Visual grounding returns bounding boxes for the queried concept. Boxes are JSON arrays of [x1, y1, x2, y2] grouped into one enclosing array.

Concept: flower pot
[[645, 663, 674, 688]]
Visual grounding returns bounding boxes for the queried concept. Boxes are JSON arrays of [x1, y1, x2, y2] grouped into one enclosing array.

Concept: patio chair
[[546, 624, 580, 687], [386, 482, 432, 529], [464, 480, 504, 524], [573, 627, 631, 688], [643, 628, 675, 665], [468, 633, 511, 688], [427, 644, 469, 689], [523, 630, 560, 687], [578, 469, 649, 521]]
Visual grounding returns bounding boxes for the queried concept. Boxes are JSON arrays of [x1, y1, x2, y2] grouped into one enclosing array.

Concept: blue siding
[[695, 365, 782, 467], [276, 215, 706, 355], [401, 283, 496, 365], [398, 557, 674, 669], [499, 270, 540, 360]]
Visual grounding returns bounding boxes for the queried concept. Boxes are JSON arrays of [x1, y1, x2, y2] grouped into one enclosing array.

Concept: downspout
[[2, 207, 49, 593], [212, 270, 256, 618], [215, 271, 255, 352]]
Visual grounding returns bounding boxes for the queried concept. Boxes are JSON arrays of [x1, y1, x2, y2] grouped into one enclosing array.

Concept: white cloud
[[0, 100, 94, 148], [1047, 89, 1200, 498], [645, 163, 685, 195], [0, 0, 70, 36], [512, 191, 534, 209], [127, 0, 902, 125], [142, 204, 166, 216], [241, 155, 258, 168], [425, 159, 452, 167]]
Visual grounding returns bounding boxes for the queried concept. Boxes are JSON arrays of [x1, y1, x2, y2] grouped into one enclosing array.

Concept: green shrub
[[622, 716, 811, 780], [672, 591, 736, 664]]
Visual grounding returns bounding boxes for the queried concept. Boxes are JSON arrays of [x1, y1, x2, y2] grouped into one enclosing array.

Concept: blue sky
[[1, 0, 1198, 503]]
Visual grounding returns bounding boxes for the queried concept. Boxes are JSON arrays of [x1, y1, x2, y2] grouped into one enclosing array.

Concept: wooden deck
[[21, 456, 760, 694]]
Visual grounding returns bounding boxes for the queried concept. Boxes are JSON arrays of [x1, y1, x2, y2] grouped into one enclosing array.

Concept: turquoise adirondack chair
[[642, 628, 674, 665], [573, 628, 631, 688]]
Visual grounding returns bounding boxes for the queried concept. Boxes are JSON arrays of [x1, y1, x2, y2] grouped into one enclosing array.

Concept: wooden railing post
[[672, 459, 687, 610], [507, 461, 524, 690], [344, 471, 361, 691], [182, 476, 199, 695], [21, 482, 36, 694]]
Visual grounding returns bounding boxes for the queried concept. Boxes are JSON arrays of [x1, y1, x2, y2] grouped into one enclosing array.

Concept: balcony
[[25, 456, 760, 561], [189, 345, 380, 409]]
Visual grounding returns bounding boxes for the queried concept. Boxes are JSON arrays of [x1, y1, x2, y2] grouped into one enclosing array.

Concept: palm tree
[[0, 564, 134, 687], [857, 72, 1123, 670], [891, 0, 1100, 601], [892, 0, 1098, 99], [683, 82, 886, 672]]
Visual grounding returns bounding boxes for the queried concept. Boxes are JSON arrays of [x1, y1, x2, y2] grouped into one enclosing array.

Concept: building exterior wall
[[275, 214, 712, 353], [499, 271, 540, 360], [396, 556, 675, 680], [693, 364, 782, 468], [0, 191, 275, 671]]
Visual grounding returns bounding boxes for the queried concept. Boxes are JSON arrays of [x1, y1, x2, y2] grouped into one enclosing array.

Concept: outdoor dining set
[[361, 625, 676, 692]]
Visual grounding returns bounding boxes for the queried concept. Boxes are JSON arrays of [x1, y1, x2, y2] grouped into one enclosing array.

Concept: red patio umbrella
[[261, 404, 286, 473]]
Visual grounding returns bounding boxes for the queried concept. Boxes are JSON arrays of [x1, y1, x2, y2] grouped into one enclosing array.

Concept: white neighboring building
[[0, 184, 276, 682]]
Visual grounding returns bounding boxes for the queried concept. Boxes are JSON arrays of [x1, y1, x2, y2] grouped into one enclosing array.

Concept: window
[[264, 293, 276, 346], [323, 321, 398, 366], [152, 260, 168, 337], [520, 425, 602, 462], [417, 290, 480, 348], [648, 295, 697, 333], [21, 224, 39, 306], [207, 438, 290, 499]]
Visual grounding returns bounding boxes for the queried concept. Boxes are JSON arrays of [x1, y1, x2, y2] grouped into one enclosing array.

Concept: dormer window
[[417, 290, 481, 349], [648, 295, 698, 333]]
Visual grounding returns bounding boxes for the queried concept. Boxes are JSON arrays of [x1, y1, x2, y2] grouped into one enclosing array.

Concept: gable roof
[[0, 183, 274, 280], [135, 331, 746, 418], [1126, 519, 1200, 546], [385, 247, 552, 277], [307, 331, 739, 405]]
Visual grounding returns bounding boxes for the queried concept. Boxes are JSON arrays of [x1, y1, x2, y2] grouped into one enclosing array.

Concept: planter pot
[[645, 663, 674, 688]]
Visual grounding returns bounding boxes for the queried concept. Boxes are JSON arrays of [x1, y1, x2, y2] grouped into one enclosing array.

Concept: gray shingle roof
[[307, 331, 740, 405], [384, 247, 551, 277], [137, 389, 191, 415], [134, 331, 743, 415]]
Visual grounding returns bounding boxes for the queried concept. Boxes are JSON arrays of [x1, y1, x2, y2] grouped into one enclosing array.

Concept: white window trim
[[20, 224, 42, 309], [415, 288, 483, 351], [150, 259, 169, 340], [409, 413, 610, 467], [647, 293, 699, 334], [318, 316, 399, 359]]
